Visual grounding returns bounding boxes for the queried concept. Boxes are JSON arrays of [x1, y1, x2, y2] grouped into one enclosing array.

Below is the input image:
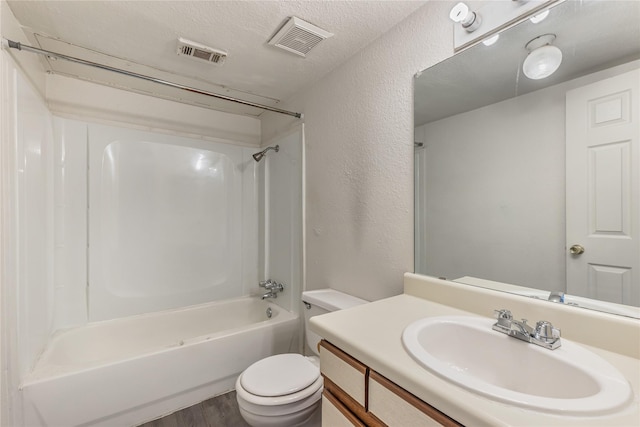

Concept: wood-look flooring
[[137, 391, 250, 427]]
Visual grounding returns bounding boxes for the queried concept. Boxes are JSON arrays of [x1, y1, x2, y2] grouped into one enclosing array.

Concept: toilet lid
[[241, 354, 320, 397]]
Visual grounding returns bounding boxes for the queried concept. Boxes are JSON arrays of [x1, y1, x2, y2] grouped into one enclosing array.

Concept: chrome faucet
[[492, 309, 561, 350], [548, 292, 565, 303], [259, 280, 284, 299]]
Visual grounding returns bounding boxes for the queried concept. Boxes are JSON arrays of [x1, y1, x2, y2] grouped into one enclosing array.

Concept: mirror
[[414, 0, 640, 318]]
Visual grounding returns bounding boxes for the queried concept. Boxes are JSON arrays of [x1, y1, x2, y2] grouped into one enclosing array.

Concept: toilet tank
[[302, 289, 368, 356]]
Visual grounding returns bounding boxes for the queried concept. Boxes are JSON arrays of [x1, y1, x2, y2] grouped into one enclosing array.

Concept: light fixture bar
[[3, 39, 303, 119]]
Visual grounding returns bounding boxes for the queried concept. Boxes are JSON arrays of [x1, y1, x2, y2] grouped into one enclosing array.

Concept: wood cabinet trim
[[324, 377, 386, 427], [320, 340, 368, 374], [323, 389, 367, 427], [369, 371, 463, 427]]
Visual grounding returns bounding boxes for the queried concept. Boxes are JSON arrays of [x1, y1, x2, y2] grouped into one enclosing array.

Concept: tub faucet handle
[[259, 279, 273, 288]]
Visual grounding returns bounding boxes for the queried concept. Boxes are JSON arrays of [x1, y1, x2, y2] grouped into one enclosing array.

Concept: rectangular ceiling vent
[[177, 38, 227, 65], [268, 17, 333, 57]]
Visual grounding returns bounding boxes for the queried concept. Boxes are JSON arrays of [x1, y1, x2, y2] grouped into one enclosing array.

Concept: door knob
[[569, 244, 585, 255]]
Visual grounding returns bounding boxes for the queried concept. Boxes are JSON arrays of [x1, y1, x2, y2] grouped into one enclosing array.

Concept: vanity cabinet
[[319, 340, 462, 427]]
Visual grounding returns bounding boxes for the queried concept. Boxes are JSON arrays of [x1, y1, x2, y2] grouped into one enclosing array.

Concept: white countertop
[[310, 291, 640, 426]]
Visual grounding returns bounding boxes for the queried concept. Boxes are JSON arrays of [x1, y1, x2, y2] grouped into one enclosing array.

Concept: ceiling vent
[[177, 38, 227, 65], [268, 17, 333, 57]]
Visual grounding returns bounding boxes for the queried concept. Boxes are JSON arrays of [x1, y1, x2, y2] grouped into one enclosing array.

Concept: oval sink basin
[[402, 316, 632, 416]]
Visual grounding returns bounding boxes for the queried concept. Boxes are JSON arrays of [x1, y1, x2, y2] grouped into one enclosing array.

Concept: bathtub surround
[[2, 62, 302, 424], [261, 127, 304, 315], [50, 119, 259, 323], [1, 49, 55, 394]]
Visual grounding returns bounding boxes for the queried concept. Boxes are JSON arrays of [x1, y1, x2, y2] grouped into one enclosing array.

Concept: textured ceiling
[[7, 0, 427, 116]]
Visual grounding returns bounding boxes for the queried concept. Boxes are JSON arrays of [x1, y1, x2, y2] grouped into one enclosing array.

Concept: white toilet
[[235, 289, 367, 427]]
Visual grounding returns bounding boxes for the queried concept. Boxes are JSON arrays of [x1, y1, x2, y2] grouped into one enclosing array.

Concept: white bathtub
[[21, 297, 298, 427]]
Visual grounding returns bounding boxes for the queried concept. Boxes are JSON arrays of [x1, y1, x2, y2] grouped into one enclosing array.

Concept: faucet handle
[[534, 320, 561, 342], [494, 309, 512, 321], [493, 309, 513, 329], [259, 279, 273, 288]]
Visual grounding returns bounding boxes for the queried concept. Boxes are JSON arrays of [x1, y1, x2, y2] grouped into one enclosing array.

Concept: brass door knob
[[569, 244, 585, 255]]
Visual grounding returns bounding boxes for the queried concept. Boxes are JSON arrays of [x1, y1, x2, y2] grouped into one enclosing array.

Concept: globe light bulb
[[523, 45, 562, 80]]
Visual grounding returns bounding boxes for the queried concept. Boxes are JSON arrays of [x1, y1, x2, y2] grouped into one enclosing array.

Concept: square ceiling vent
[[268, 17, 333, 57]]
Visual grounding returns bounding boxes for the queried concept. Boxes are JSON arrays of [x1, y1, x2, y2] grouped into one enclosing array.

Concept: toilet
[[235, 289, 367, 427]]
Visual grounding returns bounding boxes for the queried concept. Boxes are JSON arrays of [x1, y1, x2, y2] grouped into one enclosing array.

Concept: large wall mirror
[[414, 0, 640, 318]]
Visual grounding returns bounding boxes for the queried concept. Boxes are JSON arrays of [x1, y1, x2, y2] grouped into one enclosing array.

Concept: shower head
[[252, 145, 279, 162]]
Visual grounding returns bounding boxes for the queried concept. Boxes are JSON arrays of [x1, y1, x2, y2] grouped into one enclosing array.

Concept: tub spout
[[261, 291, 277, 299], [260, 282, 284, 299]]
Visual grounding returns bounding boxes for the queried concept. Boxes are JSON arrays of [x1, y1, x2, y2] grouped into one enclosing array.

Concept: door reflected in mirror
[[414, 0, 640, 318]]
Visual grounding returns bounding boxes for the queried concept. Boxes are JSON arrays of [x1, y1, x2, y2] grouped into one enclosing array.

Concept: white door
[[566, 68, 639, 306]]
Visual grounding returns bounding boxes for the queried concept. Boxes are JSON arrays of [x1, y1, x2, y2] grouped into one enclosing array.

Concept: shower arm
[[2, 39, 303, 119]]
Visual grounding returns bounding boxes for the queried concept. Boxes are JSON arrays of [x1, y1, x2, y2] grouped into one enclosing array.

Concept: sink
[[402, 316, 632, 416]]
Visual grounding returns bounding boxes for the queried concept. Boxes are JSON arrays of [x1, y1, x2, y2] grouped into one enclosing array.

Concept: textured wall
[[262, 2, 454, 301]]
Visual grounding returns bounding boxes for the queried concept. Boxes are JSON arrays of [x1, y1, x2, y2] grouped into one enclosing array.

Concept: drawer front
[[322, 391, 366, 427], [368, 371, 462, 427], [319, 340, 367, 407]]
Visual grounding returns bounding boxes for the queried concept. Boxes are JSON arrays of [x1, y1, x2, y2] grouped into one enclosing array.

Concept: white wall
[[261, 2, 453, 301], [416, 83, 566, 290]]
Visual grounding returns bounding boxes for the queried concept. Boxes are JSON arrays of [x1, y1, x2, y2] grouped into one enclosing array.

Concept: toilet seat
[[236, 375, 323, 411], [236, 354, 323, 408], [241, 354, 320, 397]]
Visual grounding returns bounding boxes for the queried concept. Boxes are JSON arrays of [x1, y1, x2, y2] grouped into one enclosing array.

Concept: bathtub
[[21, 297, 298, 427]]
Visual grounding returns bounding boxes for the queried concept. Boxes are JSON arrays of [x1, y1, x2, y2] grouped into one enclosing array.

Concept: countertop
[[310, 290, 640, 426]]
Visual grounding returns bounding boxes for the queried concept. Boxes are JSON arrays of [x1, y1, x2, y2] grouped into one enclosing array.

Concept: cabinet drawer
[[322, 391, 366, 427], [319, 340, 367, 407], [368, 371, 462, 427]]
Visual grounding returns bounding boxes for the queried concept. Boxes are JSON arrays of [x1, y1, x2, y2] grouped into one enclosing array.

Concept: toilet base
[[238, 400, 321, 427]]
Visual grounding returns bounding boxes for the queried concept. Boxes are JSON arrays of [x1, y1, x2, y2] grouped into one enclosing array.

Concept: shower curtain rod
[[3, 39, 303, 119]]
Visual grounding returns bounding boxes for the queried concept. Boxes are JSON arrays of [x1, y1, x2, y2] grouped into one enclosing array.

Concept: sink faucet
[[548, 292, 565, 303], [259, 280, 284, 299], [492, 309, 561, 350]]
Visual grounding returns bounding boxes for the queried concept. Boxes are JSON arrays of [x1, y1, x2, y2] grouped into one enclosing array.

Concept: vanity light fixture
[[449, 2, 481, 33], [482, 33, 500, 46], [522, 34, 562, 80], [530, 9, 550, 24]]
